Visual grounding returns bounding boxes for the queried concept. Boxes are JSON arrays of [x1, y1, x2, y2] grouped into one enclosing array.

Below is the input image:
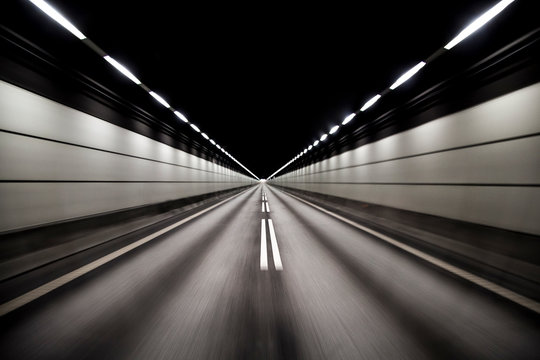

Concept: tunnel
[[1, 1, 539, 359]]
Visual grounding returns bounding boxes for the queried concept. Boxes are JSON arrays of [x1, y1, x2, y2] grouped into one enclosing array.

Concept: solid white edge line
[[283, 191, 540, 314], [261, 219, 268, 271], [0, 188, 250, 317], [267, 219, 283, 271]]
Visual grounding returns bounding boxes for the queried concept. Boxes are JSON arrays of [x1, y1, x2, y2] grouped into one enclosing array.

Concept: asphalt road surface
[[0, 185, 538, 359]]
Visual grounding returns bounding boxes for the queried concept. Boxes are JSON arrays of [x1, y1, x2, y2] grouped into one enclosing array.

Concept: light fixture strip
[[104, 56, 141, 85], [444, 0, 515, 50], [360, 94, 381, 112], [174, 111, 189, 123], [29, 0, 86, 39], [149, 91, 170, 108], [342, 113, 356, 125], [389, 61, 426, 90]]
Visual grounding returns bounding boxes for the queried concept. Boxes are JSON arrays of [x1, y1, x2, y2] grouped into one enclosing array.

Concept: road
[[0, 184, 538, 359]]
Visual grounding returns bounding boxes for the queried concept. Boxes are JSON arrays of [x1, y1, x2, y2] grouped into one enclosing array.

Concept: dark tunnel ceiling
[[8, 1, 531, 178]]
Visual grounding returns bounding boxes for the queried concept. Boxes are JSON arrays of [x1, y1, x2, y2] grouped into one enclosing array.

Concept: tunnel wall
[[271, 82, 540, 235], [0, 80, 256, 233]]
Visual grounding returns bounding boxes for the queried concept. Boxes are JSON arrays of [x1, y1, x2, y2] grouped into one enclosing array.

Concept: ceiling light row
[[267, 0, 515, 179], [28, 0, 260, 180]]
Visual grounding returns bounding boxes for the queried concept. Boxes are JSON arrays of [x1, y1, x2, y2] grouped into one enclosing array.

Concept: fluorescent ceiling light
[[149, 91, 170, 108], [320, 134, 328, 141], [190, 123, 200, 132], [342, 113, 356, 125], [313, 140, 319, 146], [201, 132, 209, 140], [444, 0, 515, 50], [360, 94, 381, 111], [104, 56, 141, 85], [389, 62, 426, 90], [303, 149, 307, 154], [329, 125, 339, 134], [174, 111, 189, 123], [29, 0, 86, 40], [210, 139, 216, 145], [308, 145, 313, 150]]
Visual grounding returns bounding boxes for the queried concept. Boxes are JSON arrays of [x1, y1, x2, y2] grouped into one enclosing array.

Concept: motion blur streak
[[0, 184, 538, 359], [1, 1, 539, 359]]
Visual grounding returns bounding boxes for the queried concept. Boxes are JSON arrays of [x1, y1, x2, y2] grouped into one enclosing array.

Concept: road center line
[[262, 202, 266, 213], [268, 219, 283, 271], [0, 189, 249, 317], [265, 202, 270, 213], [283, 190, 540, 314], [260, 219, 268, 271]]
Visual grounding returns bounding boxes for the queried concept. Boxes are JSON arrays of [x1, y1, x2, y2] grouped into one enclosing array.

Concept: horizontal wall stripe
[[0, 180, 251, 184], [281, 132, 540, 179], [274, 182, 540, 187], [0, 128, 229, 177]]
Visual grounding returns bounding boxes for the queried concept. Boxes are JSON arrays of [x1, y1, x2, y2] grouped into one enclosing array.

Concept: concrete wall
[[271, 82, 540, 235], [0, 80, 255, 232]]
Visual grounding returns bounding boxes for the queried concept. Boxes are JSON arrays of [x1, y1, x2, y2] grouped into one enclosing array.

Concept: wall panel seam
[[273, 182, 540, 187], [0, 128, 239, 178], [281, 132, 540, 178], [0, 180, 251, 183]]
